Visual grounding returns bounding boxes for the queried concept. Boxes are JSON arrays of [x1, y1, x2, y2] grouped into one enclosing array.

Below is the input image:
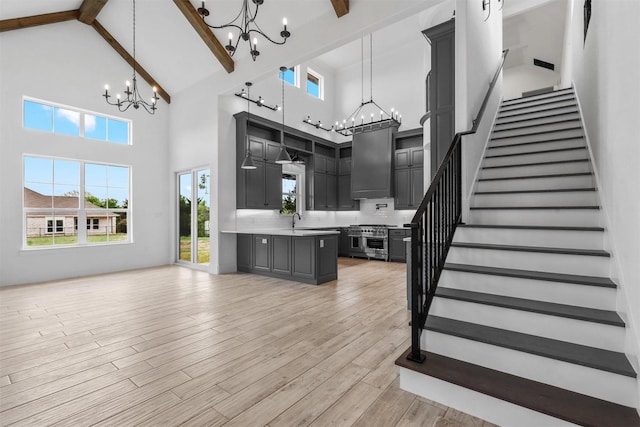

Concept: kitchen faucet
[[292, 212, 301, 229]]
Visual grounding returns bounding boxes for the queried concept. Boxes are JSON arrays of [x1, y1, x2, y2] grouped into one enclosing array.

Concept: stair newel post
[[408, 220, 426, 363]]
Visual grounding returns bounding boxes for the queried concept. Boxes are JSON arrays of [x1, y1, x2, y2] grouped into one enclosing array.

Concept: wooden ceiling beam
[[330, 0, 349, 18], [78, 0, 109, 25], [172, 0, 234, 74], [91, 19, 171, 104], [0, 10, 79, 32]]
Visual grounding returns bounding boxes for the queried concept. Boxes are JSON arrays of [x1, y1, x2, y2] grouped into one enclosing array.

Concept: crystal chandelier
[[103, 0, 159, 114], [197, 0, 291, 61]]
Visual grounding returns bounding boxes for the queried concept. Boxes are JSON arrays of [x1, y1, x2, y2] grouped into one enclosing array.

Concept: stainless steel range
[[347, 225, 389, 260]]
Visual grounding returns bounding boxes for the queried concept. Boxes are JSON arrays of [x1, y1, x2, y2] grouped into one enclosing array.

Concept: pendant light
[[275, 66, 292, 164], [241, 82, 257, 170]]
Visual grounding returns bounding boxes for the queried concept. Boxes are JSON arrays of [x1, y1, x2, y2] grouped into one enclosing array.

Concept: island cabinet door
[[317, 235, 338, 283], [271, 236, 292, 275], [253, 235, 271, 272], [292, 236, 316, 280]]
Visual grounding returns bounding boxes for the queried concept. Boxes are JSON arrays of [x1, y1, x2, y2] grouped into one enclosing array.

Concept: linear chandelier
[[197, 0, 291, 61], [303, 34, 400, 136], [103, 0, 159, 114], [234, 88, 279, 111]]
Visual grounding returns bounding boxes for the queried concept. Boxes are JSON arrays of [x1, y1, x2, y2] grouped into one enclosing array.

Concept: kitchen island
[[222, 229, 339, 285]]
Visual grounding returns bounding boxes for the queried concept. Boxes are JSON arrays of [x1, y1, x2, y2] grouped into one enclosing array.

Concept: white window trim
[[22, 96, 132, 145], [279, 65, 300, 88], [306, 67, 324, 100]]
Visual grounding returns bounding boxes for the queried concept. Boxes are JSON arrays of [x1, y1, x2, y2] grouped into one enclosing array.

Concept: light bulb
[[126, 80, 131, 87], [253, 37, 258, 46], [282, 17, 287, 26], [104, 84, 109, 91], [116, 93, 121, 99], [228, 32, 233, 41], [153, 86, 157, 93]]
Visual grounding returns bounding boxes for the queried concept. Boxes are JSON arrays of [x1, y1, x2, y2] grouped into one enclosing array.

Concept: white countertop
[[221, 229, 340, 236]]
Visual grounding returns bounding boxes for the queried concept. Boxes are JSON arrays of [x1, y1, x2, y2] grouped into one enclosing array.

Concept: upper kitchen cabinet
[[351, 127, 397, 199], [395, 129, 424, 210], [337, 145, 359, 211], [307, 143, 338, 211]]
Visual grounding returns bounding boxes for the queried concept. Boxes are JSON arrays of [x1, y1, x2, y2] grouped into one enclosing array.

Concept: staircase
[[397, 88, 640, 426]]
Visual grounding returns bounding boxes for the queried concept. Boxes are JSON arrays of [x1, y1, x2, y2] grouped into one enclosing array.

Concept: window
[[281, 173, 297, 214], [306, 68, 324, 100], [23, 156, 130, 248], [23, 98, 130, 145], [279, 65, 299, 87]]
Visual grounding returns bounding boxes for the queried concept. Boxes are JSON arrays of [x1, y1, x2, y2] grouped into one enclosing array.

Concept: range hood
[[351, 127, 397, 199]]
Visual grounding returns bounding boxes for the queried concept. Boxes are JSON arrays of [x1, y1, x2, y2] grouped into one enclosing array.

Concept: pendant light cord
[[360, 38, 364, 105], [281, 70, 285, 144], [132, 0, 137, 78], [370, 33, 373, 102]]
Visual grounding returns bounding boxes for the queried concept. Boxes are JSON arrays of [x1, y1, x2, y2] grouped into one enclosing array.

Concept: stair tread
[[457, 224, 604, 231], [495, 110, 579, 126], [485, 146, 586, 159], [478, 172, 592, 182], [482, 159, 589, 169], [488, 135, 584, 150], [501, 96, 577, 111], [493, 118, 581, 133], [435, 288, 624, 326], [443, 262, 615, 287], [470, 205, 600, 210], [450, 242, 609, 257], [491, 127, 582, 141], [502, 88, 575, 105], [395, 348, 640, 427], [498, 104, 578, 120], [424, 316, 636, 377], [475, 188, 596, 194]]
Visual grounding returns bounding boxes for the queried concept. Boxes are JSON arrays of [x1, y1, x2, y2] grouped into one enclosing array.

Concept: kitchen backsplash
[[232, 198, 414, 230]]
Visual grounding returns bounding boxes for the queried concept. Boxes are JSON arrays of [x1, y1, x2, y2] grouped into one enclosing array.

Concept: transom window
[[23, 98, 131, 145], [23, 156, 131, 248], [306, 68, 324, 100], [279, 65, 299, 87]]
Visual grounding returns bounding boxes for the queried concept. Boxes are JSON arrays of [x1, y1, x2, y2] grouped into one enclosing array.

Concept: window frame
[[22, 96, 132, 146], [23, 154, 132, 249], [306, 68, 324, 100], [279, 65, 300, 88]]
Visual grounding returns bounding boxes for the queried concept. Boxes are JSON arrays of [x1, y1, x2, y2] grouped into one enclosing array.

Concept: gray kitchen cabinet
[[394, 147, 424, 210], [351, 127, 395, 199], [292, 236, 315, 280], [337, 158, 359, 211], [312, 169, 337, 211], [237, 234, 252, 269], [271, 236, 292, 275], [237, 233, 338, 285], [326, 174, 337, 209], [339, 228, 350, 257], [252, 235, 271, 272], [389, 229, 410, 262], [243, 161, 283, 209], [249, 138, 281, 162]]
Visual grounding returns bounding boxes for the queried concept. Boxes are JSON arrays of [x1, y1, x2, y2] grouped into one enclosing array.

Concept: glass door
[[177, 168, 210, 266]]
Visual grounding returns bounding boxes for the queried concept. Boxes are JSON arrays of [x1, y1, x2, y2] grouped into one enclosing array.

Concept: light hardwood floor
[[0, 258, 494, 427]]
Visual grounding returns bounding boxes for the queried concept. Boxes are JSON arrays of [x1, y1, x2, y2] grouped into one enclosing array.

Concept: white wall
[[0, 21, 171, 286], [566, 0, 640, 408], [455, 0, 504, 222], [503, 64, 559, 100]]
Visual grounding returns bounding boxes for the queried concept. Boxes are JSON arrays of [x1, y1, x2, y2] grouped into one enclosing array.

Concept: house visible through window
[[23, 156, 130, 248], [23, 98, 130, 145], [306, 69, 324, 100], [281, 173, 297, 214]]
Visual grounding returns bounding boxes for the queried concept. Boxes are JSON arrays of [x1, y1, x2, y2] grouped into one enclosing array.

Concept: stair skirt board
[[399, 367, 579, 427], [453, 226, 604, 249], [476, 174, 595, 192], [439, 269, 616, 310], [492, 121, 582, 138], [494, 111, 580, 128], [429, 297, 625, 351], [446, 246, 608, 276], [483, 148, 588, 167], [487, 137, 585, 154], [467, 207, 601, 227], [472, 190, 598, 207], [420, 330, 637, 407]]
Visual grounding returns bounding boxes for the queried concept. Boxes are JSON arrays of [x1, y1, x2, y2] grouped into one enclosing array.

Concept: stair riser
[[503, 90, 575, 106], [446, 247, 609, 276], [471, 191, 598, 208], [488, 138, 585, 155], [468, 208, 601, 227], [476, 175, 595, 192], [430, 298, 625, 351], [439, 270, 616, 310], [492, 122, 581, 139], [480, 161, 590, 179], [491, 128, 584, 145], [453, 227, 604, 250], [494, 112, 580, 129], [498, 105, 579, 122], [421, 330, 638, 407], [500, 95, 576, 113], [484, 149, 588, 167], [399, 368, 579, 427]]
